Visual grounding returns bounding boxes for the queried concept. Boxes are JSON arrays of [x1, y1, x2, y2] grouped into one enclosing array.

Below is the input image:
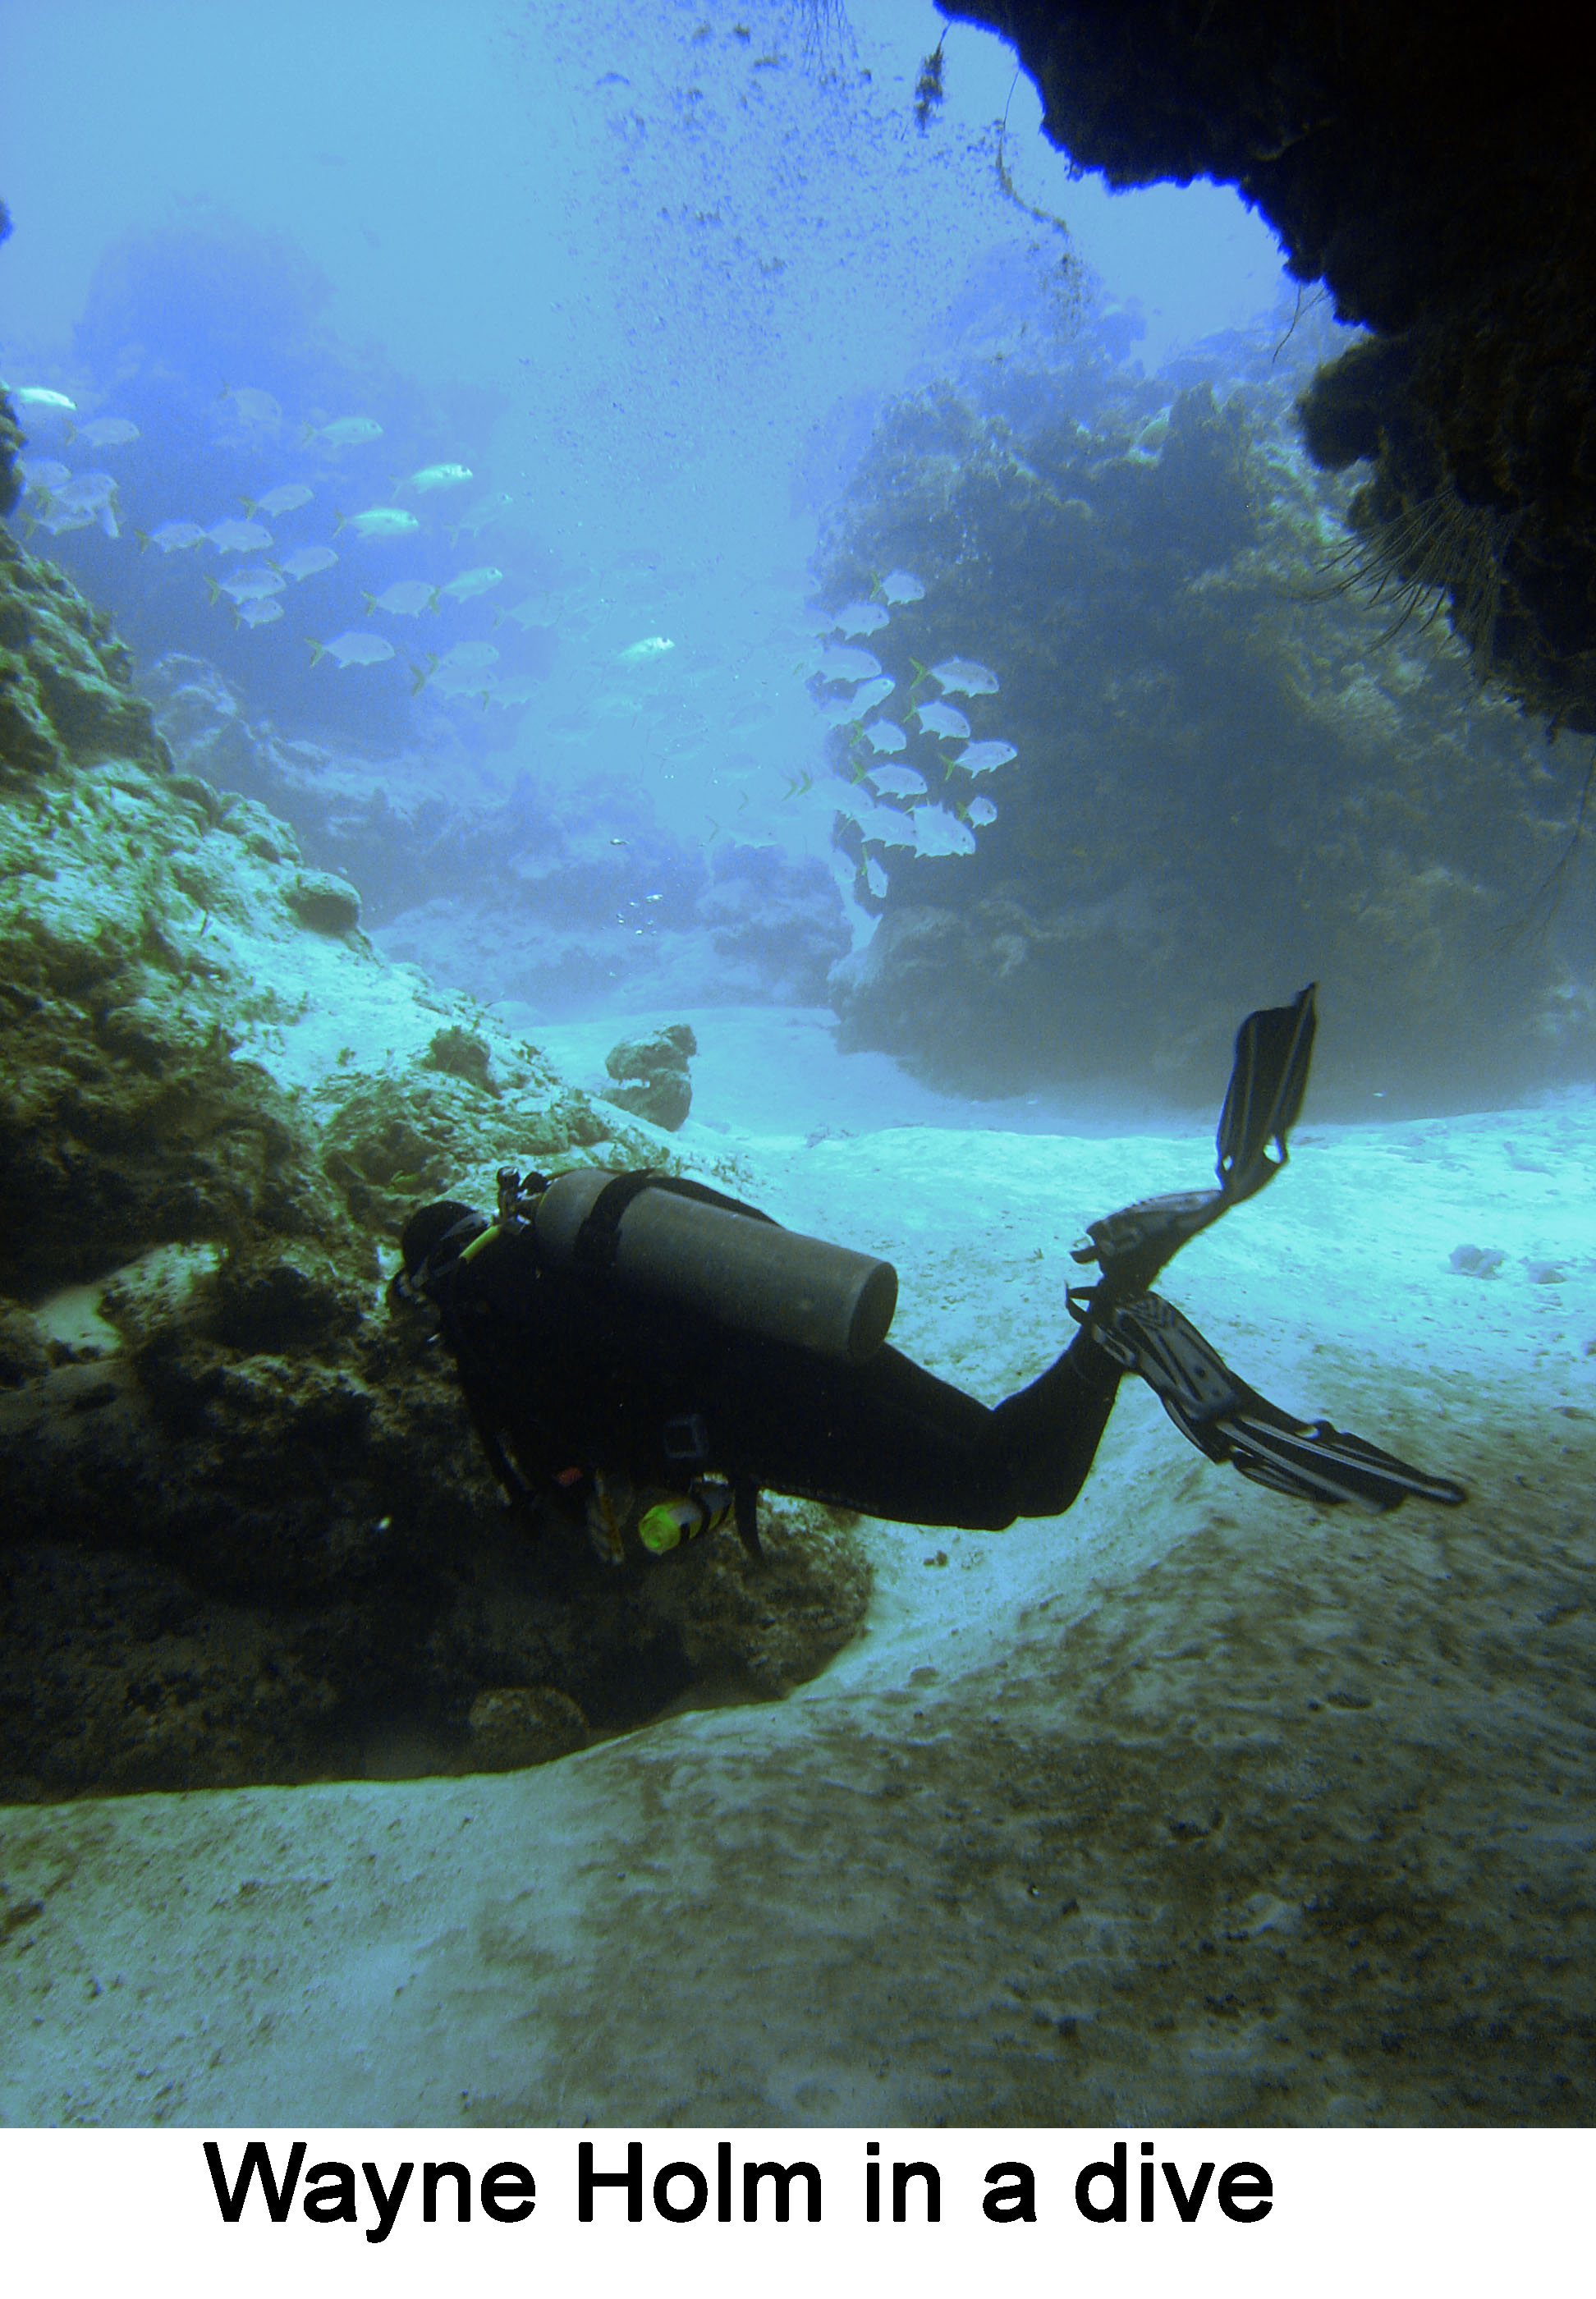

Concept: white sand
[[2, 1007, 1593, 2126]]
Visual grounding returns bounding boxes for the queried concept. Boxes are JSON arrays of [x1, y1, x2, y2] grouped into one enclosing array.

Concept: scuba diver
[[391, 985, 1466, 1567]]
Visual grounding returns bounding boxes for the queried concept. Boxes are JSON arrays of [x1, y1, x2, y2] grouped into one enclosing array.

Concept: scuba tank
[[531, 1165, 898, 1364]]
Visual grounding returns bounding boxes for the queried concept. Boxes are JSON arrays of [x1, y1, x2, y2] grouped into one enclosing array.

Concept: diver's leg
[[711, 1325, 1123, 1532], [981, 1324, 1123, 1517], [704, 988, 1322, 1530]]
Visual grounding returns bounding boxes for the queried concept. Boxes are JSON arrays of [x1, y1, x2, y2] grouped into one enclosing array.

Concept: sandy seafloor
[[2, 1000, 1594, 2127]]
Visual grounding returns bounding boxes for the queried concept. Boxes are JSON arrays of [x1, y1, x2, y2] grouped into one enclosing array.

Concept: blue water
[[2, 0, 1305, 996]]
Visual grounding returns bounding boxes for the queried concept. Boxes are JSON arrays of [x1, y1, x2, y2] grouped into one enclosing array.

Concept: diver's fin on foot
[[1071, 984, 1319, 1301], [1215, 981, 1317, 1203], [1092, 1291, 1467, 1514], [1213, 1413, 1470, 1512], [1070, 1186, 1230, 1302]]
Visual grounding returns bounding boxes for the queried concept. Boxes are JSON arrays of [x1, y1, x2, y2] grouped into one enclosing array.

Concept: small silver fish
[[309, 631, 396, 668], [863, 719, 906, 755], [276, 544, 339, 580], [9, 386, 76, 411], [402, 461, 473, 493], [438, 640, 499, 672], [365, 580, 438, 617], [56, 470, 117, 512], [336, 505, 419, 539], [864, 856, 889, 899], [245, 483, 314, 519], [209, 516, 273, 553], [817, 642, 882, 684], [447, 490, 514, 544], [71, 416, 140, 449], [308, 415, 383, 448], [235, 595, 284, 628], [877, 568, 924, 604], [141, 519, 209, 553], [17, 457, 71, 491], [217, 384, 282, 430], [487, 675, 543, 708], [850, 804, 918, 850], [929, 655, 999, 696], [913, 806, 977, 857], [965, 796, 998, 826], [441, 565, 504, 603], [501, 594, 557, 631], [869, 764, 927, 800], [851, 677, 897, 711], [617, 633, 672, 663], [915, 700, 971, 741], [832, 599, 890, 637], [218, 562, 287, 603], [429, 668, 496, 700], [952, 739, 1016, 776]]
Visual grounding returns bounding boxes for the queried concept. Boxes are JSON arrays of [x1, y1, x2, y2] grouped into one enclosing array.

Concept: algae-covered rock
[[602, 1021, 696, 1131], [0, 1302, 50, 1385], [286, 870, 361, 935], [465, 1686, 589, 1772], [0, 531, 871, 1803], [0, 531, 162, 778], [424, 1022, 498, 1096], [639, 1497, 873, 1699], [0, 389, 22, 524], [208, 1239, 365, 1354]]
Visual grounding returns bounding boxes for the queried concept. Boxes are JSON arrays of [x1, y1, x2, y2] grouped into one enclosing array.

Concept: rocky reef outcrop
[[138, 654, 851, 1014], [0, 395, 21, 524], [0, 531, 869, 1803], [947, 0, 1596, 731], [817, 351, 1594, 1109]]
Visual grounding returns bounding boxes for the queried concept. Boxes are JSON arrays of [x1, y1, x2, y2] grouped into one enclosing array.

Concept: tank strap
[[571, 1168, 781, 1275], [571, 1170, 659, 1273]]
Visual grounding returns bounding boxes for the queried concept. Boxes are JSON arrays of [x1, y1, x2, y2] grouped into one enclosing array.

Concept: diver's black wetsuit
[[397, 988, 1466, 1555], [418, 1206, 1121, 1535]]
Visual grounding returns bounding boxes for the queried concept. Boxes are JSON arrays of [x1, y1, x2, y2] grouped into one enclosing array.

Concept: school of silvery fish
[[7, 377, 1015, 900], [808, 564, 1016, 899], [3, 380, 537, 712]]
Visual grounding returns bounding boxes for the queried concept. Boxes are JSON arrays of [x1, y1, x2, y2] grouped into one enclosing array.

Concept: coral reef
[[817, 349, 1594, 1109], [138, 654, 851, 1012], [946, 0, 1596, 728], [602, 1023, 697, 1131], [0, 535, 869, 1802], [0, 391, 21, 525]]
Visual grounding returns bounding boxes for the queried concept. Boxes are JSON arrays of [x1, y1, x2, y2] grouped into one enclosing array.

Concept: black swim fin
[[1214, 981, 1317, 1204], [1090, 1290, 1468, 1512], [1071, 984, 1319, 1304]]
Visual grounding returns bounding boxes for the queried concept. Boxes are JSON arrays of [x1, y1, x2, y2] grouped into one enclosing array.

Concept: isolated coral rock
[[603, 1021, 697, 1131], [424, 1023, 498, 1096], [286, 869, 361, 935]]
